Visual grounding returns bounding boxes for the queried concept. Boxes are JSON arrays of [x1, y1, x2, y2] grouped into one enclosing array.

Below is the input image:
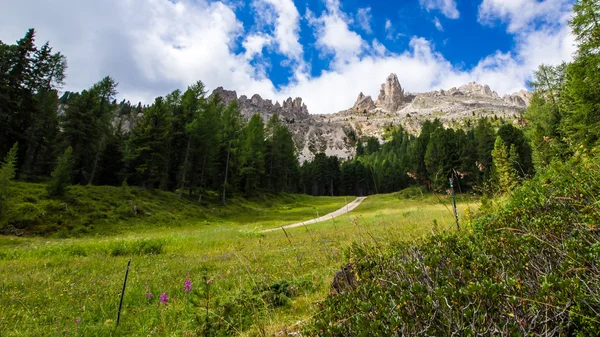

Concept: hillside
[[0, 182, 347, 237]]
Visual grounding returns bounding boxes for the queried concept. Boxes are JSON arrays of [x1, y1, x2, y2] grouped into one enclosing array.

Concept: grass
[[0, 184, 478, 336]]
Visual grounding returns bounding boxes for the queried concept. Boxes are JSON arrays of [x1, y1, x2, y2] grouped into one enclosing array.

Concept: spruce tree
[[491, 137, 518, 194], [47, 147, 73, 197], [239, 114, 266, 195]]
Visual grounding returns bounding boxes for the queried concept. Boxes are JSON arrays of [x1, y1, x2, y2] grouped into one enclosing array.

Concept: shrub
[[306, 154, 600, 336], [5, 202, 44, 230], [395, 186, 427, 199], [195, 276, 316, 335]]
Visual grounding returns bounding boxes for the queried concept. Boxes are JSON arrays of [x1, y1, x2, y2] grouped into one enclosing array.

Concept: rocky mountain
[[211, 87, 309, 123], [211, 73, 531, 163]]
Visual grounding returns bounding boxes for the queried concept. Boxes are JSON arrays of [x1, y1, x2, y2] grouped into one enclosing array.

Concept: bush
[[395, 186, 427, 199], [306, 154, 600, 336], [5, 202, 44, 230], [195, 276, 316, 335]]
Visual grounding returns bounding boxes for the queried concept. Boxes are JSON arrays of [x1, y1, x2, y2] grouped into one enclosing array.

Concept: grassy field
[[0, 187, 478, 336]]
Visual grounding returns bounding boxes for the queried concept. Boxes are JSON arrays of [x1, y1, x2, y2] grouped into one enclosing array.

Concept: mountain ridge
[[211, 73, 531, 162]]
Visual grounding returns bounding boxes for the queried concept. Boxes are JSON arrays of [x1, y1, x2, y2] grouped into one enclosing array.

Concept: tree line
[[299, 118, 533, 196], [1, 29, 299, 204]]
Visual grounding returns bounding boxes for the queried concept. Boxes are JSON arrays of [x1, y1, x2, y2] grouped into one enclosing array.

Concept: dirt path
[[262, 197, 367, 233]]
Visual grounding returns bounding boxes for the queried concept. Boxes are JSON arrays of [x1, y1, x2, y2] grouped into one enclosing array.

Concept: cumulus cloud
[[306, 0, 365, 67], [0, 0, 577, 115], [356, 7, 373, 34], [252, 0, 304, 61], [243, 34, 272, 59], [419, 0, 460, 19], [478, 0, 573, 33]]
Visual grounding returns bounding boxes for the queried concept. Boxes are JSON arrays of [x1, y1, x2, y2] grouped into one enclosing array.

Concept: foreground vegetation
[[307, 153, 600, 336], [0, 187, 474, 336]]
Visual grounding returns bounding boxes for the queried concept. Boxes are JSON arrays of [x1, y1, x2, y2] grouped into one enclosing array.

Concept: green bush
[[5, 202, 44, 229], [395, 186, 427, 199], [306, 154, 600, 336], [116, 204, 136, 219], [195, 276, 317, 335]]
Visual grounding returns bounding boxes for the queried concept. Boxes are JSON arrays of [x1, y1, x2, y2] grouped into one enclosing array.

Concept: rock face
[[456, 82, 499, 98], [211, 87, 310, 123], [375, 73, 404, 112], [352, 92, 376, 112], [503, 90, 532, 107]]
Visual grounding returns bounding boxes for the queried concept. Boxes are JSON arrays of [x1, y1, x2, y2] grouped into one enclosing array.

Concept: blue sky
[[0, 0, 576, 113]]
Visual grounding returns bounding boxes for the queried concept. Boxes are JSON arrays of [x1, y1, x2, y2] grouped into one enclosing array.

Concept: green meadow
[[0, 184, 478, 336]]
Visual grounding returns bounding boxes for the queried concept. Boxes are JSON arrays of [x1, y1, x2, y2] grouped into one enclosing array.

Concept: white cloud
[[306, 1, 365, 67], [356, 7, 373, 34], [419, 0, 459, 19], [253, 0, 304, 61], [478, 0, 573, 33], [0, 0, 577, 115], [243, 34, 272, 59], [433, 17, 444, 31], [371, 39, 388, 56]]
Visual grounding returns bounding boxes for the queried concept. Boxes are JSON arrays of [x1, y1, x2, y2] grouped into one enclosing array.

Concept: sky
[[0, 0, 577, 114]]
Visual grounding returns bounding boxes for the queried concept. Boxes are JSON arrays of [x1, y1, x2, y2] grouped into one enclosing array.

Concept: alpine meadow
[[1, 0, 600, 336]]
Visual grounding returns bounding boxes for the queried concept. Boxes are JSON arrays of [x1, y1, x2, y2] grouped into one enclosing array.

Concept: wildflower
[[75, 318, 81, 324], [145, 293, 153, 299], [184, 279, 192, 292], [160, 293, 168, 304]]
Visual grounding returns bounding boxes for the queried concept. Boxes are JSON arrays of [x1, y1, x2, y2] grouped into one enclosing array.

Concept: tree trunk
[[221, 141, 232, 206], [330, 178, 334, 197], [198, 155, 207, 202], [89, 136, 105, 185], [178, 136, 192, 198]]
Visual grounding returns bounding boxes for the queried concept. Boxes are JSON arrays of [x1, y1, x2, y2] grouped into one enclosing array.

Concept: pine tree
[[88, 76, 118, 185], [126, 97, 171, 188], [239, 114, 266, 195], [265, 115, 298, 193], [219, 100, 243, 205], [193, 92, 222, 200], [491, 137, 518, 194], [473, 118, 496, 181], [570, 0, 600, 56], [177, 81, 206, 198], [47, 147, 73, 197]]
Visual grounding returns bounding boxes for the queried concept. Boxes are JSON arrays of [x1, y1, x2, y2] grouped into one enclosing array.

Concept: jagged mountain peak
[[375, 73, 404, 112], [210, 88, 310, 122], [352, 92, 375, 112]]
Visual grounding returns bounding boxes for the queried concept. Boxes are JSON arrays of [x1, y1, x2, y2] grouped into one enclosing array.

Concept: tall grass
[[0, 188, 473, 336]]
